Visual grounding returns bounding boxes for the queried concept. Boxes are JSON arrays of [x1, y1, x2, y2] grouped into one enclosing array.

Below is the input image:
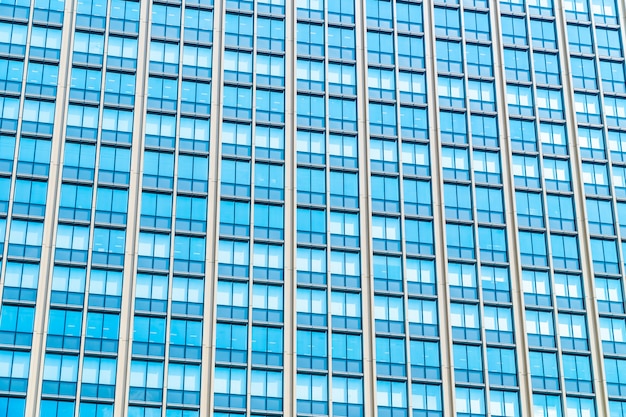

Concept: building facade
[[1, 0, 626, 416]]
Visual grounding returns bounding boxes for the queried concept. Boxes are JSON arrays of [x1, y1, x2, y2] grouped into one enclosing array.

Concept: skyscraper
[[1, 0, 626, 416]]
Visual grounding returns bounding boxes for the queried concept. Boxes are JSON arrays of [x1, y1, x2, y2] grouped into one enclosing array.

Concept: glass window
[[575, 92, 602, 124], [329, 27, 355, 60], [441, 147, 469, 180], [531, 19, 557, 49], [529, 351, 559, 390], [42, 354, 79, 396], [473, 151, 501, 184], [454, 343, 483, 383], [435, 7, 460, 37], [501, 16, 527, 45], [570, 56, 597, 89], [398, 34, 424, 68], [504, 48, 530, 82], [558, 313, 589, 350], [536, 88, 563, 119], [437, 40, 463, 74], [450, 302, 480, 341], [601, 60, 626, 93], [490, 390, 520, 417], [596, 27, 622, 57], [377, 381, 407, 415], [440, 111, 467, 145], [595, 276, 624, 314], [555, 273, 584, 310], [466, 44, 492, 77], [519, 231, 547, 266], [567, 23, 593, 54], [543, 158, 571, 192], [551, 234, 580, 270], [455, 387, 485, 417], [533, 395, 562, 417], [328, 0, 354, 23], [464, 11, 490, 41], [507, 85, 534, 116]]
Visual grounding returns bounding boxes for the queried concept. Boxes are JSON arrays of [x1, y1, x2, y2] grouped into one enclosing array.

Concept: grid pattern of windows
[[0, 1, 624, 417], [296, 1, 365, 415], [561, 1, 626, 417]]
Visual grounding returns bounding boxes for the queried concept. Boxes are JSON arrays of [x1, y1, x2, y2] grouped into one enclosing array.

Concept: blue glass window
[[435, 7, 460, 37], [25, 61, 56, 97], [530, 351, 559, 390], [456, 388, 485, 417], [0, 305, 34, 346], [519, 231, 547, 266], [527, 309, 556, 348], [42, 354, 79, 396], [531, 19, 557, 49], [297, 247, 326, 285], [571, 56, 596, 89], [330, 98, 357, 132], [297, 330, 327, 370], [504, 48, 530, 82], [376, 337, 406, 377], [464, 11, 490, 41], [70, 67, 101, 103], [129, 360, 164, 403], [328, 0, 354, 24], [546, 195, 575, 231], [8, 220, 43, 259], [479, 226, 507, 262], [377, 380, 407, 417], [437, 40, 462, 74], [398, 34, 424, 68], [332, 333, 362, 373], [484, 306, 514, 343], [94, 187, 127, 226], [595, 276, 623, 313], [567, 23, 593, 54], [328, 27, 355, 60], [501, 16, 527, 45], [297, 94, 325, 128], [218, 239, 249, 278], [454, 343, 483, 383], [297, 23, 324, 57], [22, 100, 55, 136], [408, 298, 438, 337], [257, 17, 284, 51], [487, 347, 517, 387], [466, 44, 492, 77], [89, 229, 124, 269], [252, 325, 283, 366]]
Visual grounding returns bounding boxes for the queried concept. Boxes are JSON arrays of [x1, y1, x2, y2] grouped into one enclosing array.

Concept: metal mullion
[[158, 3, 189, 416], [114, 0, 154, 411], [489, 0, 536, 414], [387, 1, 416, 414], [284, 0, 298, 415], [353, 0, 379, 416], [322, 2, 335, 414], [23, 0, 80, 413], [244, 3, 259, 414], [421, 0, 457, 414], [201, 0, 225, 413]]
